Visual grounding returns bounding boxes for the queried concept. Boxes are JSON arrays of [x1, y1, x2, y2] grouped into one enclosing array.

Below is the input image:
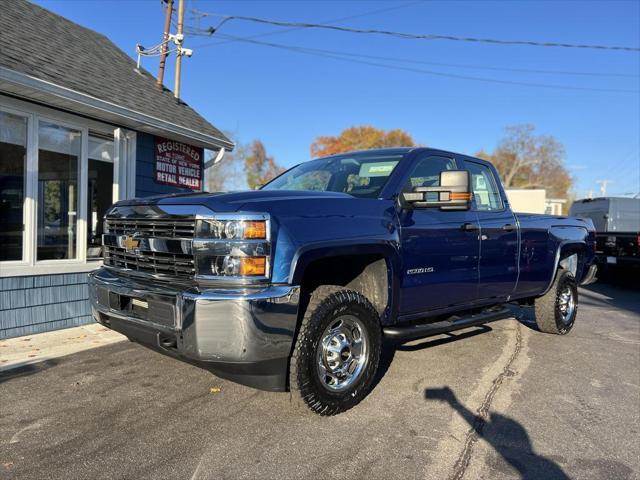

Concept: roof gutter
[[0, 66, 234, 151]]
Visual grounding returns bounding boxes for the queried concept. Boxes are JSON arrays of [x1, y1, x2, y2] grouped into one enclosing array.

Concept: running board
[[383, 307, 512, 342]]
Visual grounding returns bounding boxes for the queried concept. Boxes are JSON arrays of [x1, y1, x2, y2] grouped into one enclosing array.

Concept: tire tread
[[289, 285, 381, 415], [535, 268, 577, 335]]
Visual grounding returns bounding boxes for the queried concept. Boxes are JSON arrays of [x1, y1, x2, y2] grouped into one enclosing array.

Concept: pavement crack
[[449, 323, 523, 480], [9, 422, 43, 444]]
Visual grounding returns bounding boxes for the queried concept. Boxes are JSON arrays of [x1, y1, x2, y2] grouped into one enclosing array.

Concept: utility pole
[[174, 0, 185, 99], [156, 0, 174, 88], [596, 179, 612, 196]]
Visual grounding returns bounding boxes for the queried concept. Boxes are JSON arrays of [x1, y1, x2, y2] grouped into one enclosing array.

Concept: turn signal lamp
[[239, 257, 267, 276], [243, 221, 267, 240], [449, 192, 473, 201]]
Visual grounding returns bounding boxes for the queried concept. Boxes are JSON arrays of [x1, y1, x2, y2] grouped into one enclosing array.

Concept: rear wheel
[[534, 268, 578, 335], [289, 286, 382, 415]]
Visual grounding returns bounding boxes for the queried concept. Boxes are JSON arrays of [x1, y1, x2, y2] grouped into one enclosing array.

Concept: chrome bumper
[[580, 263, 598, 286], [88, 267, 300, 391]]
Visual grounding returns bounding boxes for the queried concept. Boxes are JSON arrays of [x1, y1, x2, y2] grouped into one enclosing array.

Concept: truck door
[[399, 154, 480, 314], [463, 160, 519, 301]]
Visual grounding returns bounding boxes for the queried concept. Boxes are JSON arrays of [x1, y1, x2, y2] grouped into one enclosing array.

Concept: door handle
[[461, 222, 479, 232], [502, 224, 516, 232]]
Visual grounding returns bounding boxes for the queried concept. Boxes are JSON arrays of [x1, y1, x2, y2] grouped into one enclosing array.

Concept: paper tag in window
[[358, 161, 398, 177]]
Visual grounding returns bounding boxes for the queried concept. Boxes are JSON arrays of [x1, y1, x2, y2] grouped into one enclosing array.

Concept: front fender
[[290, 239, 400, 284], [290, 240, 402, 324]]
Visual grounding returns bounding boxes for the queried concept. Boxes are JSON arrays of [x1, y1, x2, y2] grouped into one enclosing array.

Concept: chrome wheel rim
[[316, 315, 369, 392], [558, 285, 575, 324]]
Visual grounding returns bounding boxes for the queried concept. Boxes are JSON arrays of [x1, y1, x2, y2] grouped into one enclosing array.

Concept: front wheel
[[289, 286, 382, 415], [534, 268, 578, 335]]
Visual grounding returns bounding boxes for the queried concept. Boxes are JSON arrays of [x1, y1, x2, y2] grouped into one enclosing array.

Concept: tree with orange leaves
[[244, 140, 285, 189], [310, 125, 416, 158], [476, 124, 572, 199]]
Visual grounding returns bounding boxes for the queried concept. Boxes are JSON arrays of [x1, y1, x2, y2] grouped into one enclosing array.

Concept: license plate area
[[131, 298, 149, 312], [109, 291, 130, 311], [98, 287, 176, 328], [108, 292, 148, 317]]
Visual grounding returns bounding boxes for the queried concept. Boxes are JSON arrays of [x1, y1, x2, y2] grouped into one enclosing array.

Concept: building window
[[87, 135, 114, 259], [0, 100, 138, 276], [37, 121, 81, 260], [0, 111, 27, 261]]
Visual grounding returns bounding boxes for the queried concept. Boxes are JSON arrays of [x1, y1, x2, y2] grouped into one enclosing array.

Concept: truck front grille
[[104, 246, 195, 279], [104, 218, 195, 239], [103, 217, 196, 279]]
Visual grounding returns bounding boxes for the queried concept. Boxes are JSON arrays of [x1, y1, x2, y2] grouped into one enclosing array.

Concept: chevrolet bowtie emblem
[[122, 235, 140, 252]]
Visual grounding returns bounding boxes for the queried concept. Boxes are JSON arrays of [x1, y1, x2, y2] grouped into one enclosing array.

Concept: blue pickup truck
[[89, 147, 597, 415]]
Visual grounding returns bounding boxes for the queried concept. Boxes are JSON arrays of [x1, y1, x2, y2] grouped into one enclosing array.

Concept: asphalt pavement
[[1, 283, 638, 480]]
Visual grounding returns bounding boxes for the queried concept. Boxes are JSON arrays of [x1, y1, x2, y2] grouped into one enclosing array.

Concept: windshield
[[261, 153, 403, 198]]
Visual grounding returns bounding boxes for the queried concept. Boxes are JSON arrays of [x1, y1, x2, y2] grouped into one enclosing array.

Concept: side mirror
[[401, 170, 472, 211]]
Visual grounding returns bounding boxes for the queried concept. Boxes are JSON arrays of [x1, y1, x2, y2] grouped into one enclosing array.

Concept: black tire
[[534, 268, 578, 335], [289, 286, 382, 415]]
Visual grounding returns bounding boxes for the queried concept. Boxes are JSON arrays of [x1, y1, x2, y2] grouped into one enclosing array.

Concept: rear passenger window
[[404, 155, 456, 192], [465, 162, 503, 211]]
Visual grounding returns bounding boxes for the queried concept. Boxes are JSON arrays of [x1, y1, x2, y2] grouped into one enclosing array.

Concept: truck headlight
[[193, 214, 270, 280], [196, 219, 267, 240], [211, 255, 267, 276]]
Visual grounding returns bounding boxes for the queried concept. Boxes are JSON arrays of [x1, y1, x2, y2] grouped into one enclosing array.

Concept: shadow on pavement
[[592, 267, 639, 290], [372, 326, 493, 392], [0, 359, 59, 385], [425, 386, 569, 480], [580, 282, 640, 315]]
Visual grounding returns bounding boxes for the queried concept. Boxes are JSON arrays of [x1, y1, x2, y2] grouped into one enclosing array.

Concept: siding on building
[[1, 133, 206, 340], [0, 273, 93, 339], [135, 132, 198, 198]]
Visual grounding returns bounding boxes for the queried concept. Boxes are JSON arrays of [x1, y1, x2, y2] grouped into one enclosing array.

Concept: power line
[[205, 33, 640, 93], [606, 148, 640, 190], [187, 1, 424, 46], [194, 34, 637, 79], [192, 12, 640, 52]]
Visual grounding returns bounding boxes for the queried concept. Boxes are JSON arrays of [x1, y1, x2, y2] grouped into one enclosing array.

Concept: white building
[[505, 188, 566, 215], [0, 1, 233, 338]]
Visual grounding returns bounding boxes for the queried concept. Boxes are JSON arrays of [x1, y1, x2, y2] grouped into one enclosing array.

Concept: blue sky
[[35, 0, 640, 198]]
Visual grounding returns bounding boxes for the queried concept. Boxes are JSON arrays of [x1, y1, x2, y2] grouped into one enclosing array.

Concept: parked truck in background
[[89, 147, 597, 415], [570, 197, 640, 275]]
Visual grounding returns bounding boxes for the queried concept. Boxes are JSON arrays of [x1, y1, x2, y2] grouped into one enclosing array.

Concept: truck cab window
[[466, 161, 503, 211], [262, 154, 402, 199], [403, 155, 456, 192], [278, 170, 331, 191]]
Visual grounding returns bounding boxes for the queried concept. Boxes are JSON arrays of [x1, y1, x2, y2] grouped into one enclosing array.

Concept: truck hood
[[116, 190, 355, 213]]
